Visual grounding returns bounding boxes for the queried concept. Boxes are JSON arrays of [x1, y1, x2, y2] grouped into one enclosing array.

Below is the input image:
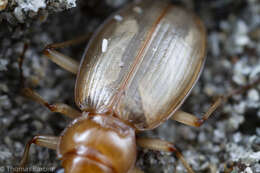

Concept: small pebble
[[133, 6, 142, 14], [253, 164, 260, 173], [247, 89, 259, 101], [32, 120, 43, 130], [0, 95, 11, 109], [256, 128, 260, 136], [114, 14, 123, 22], [0, 59, 8, 71], [0, 150, 12, 160], [4, 136, 12, 146], [233, 132, 242, 143], [234, 102, 246, 114], [244, 167, 253, 173], [228, 114, 244, 131], [233, 74, 247, 86], [249, 28, 260, 40], [249, 64, 260, 80], [235, 20, 249, 34], [198, 132, 206, 143], [249, 152, 260, 162], [234, 35, 250, 46], [0, 84, 9, 92], [204, 84, 216, 96], [213, 129, 225, 142], [220, 20, 231, 32]]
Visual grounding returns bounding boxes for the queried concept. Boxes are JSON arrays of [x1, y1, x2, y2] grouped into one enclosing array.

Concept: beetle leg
[[14, 135, 59, 173], [43, 49, 79, 74], [173, 77, 260, 127], [18, 44, 81, 118], [22, 88, 81, 118], [43, 34, 91, 74], [137, 138, 194, 173], [172, 96, 221, 127]]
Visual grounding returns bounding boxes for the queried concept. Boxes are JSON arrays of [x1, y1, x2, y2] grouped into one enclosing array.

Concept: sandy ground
[[0, 0, 260, 173]]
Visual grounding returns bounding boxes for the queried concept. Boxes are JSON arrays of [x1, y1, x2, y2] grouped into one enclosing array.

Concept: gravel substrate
[[0, 0, 260, 173]]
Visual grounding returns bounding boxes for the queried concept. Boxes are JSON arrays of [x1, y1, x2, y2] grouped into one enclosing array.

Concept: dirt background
[[0, 0, 260, 173]]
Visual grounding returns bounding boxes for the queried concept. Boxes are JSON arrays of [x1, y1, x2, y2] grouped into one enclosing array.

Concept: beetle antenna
[[226, 77, 260, 99]]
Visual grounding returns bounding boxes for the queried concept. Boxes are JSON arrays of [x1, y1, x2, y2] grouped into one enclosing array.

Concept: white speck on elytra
[[102, 38, 108, 53], [114, 14, 123, 22]]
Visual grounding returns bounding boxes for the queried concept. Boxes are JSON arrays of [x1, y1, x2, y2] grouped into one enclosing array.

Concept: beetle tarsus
[[195, 118, 205, 127], [137, 138, 195, 173], [14, 136, 59, 173]]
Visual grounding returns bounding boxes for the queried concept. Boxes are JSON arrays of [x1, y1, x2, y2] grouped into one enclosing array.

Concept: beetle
[[15, 0, 260, 173]]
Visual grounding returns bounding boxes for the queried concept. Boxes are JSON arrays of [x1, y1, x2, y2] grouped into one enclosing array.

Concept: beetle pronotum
[[15, 0, 260, 173]]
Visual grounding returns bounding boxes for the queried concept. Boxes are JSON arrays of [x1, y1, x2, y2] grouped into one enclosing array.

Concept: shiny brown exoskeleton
[[16, 0, 260, 173]]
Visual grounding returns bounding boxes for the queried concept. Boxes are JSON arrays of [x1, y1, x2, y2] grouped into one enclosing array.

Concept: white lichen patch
[[102, 38, 108, 53], [114, 14, 123, 22], [14, 0, 76, 14], [15, 0, 46, 12], [65, 0, 76, 8]]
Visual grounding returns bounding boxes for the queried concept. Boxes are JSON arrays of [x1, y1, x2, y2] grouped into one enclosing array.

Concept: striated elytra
[[75, 0, 206, 130], [16, 0, 208, 173]]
